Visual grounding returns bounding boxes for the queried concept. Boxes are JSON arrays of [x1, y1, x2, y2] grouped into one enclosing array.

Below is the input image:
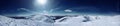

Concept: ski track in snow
[[0, 15, 120, 26]]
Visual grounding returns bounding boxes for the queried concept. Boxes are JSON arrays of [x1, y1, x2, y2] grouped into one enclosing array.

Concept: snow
[[0, 15, 120, 26], [0, 15, 53, 26], [54, 15, 120, 26]]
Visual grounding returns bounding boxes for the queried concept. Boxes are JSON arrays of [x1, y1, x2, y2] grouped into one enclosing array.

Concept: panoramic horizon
[[0, 0, 120, 26]]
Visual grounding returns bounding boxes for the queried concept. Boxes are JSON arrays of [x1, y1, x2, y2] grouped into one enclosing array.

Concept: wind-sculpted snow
[[0, 15, 53, 26], [0, 15, 120, 26], [54, 15, 120, 26]]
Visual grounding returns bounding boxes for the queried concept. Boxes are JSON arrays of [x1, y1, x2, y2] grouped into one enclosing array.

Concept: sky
[[0, 0, 119, 15]]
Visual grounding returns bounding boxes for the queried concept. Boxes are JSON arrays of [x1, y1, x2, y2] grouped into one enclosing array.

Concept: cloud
[[64, 9, 72, 12], [19, 8, 31, 12]]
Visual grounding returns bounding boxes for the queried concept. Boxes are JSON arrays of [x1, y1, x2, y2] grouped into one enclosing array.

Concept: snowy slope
[[0, 15, 120, 26], [0, 15, 53, 26], [54, 15, 120, 26]]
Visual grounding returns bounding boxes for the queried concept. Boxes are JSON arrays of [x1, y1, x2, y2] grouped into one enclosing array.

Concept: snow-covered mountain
[[0, 15, 120, 26]]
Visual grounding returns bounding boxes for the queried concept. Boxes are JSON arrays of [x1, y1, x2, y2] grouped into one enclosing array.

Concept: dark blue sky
[[0, 0, 119, 15]]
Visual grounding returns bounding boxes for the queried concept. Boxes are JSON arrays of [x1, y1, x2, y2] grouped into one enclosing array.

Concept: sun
[[36, 0, 47, 5]]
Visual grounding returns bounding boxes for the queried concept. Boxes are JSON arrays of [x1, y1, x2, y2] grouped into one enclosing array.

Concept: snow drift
[[0, 15, 120, 26]]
